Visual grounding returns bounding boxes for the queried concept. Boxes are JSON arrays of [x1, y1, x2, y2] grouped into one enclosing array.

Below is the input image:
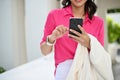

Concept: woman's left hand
[[69, 25, 90, 49]]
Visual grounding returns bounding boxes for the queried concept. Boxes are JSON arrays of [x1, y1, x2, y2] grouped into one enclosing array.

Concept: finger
[[60, 26, 65, 33], [78, 25, 86, 34], [59, 25, 68, 34], [55, 29, 61, 36], [64, 27, 69, 35], [69, 34, 84, 43], [62, 26, 68, 33], [69, 29, 82, 37], [56, 27, 63, 34], [69, 34, 79, 40], [70, 28, 88, 40]]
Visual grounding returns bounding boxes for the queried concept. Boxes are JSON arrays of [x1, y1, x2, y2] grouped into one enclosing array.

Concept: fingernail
[[70, 29, 72, 31]]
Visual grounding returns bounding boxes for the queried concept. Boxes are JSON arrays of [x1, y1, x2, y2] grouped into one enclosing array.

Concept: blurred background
[[0, 0, 120, 80]]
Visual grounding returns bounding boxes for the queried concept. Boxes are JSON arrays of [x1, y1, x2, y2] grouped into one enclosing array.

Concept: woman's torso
[[42, 6, 104, 67]]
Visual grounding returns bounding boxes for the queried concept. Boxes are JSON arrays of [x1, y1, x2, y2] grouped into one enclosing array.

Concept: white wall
[[11, 0, 27, 66], [0, 0, 14, 70], [25, 0, 60, 61], [0, 0, 60, 70], [0, 0, 27, 70]]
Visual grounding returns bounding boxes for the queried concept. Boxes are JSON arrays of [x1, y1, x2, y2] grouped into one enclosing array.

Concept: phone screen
[[69, 18, 83, 36]]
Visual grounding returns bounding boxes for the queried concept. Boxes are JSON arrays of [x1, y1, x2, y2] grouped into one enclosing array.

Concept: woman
[[40, 0, 104, 79]]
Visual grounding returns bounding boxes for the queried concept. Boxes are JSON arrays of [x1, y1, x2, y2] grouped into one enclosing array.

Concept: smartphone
[[69, 18, 83, 36]]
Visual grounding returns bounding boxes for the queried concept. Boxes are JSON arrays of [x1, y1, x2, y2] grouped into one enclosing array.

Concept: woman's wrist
[[46, 35, 56, 46], [48, 35, 56, 43]]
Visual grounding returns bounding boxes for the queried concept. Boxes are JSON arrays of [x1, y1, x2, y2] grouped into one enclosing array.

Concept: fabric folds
[[66, 34, 114, 80]]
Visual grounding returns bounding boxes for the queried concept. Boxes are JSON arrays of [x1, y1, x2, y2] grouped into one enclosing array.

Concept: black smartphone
[[69, 18, 83, 36]]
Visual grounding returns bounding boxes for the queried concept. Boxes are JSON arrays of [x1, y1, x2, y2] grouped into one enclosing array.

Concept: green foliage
[[0, 67, 6, 74], [107, 8, 120, 13], [107, 17, 120, 44]]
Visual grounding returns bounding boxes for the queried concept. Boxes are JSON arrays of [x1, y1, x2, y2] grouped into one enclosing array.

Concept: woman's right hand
[[48, 25, 68, 43]]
